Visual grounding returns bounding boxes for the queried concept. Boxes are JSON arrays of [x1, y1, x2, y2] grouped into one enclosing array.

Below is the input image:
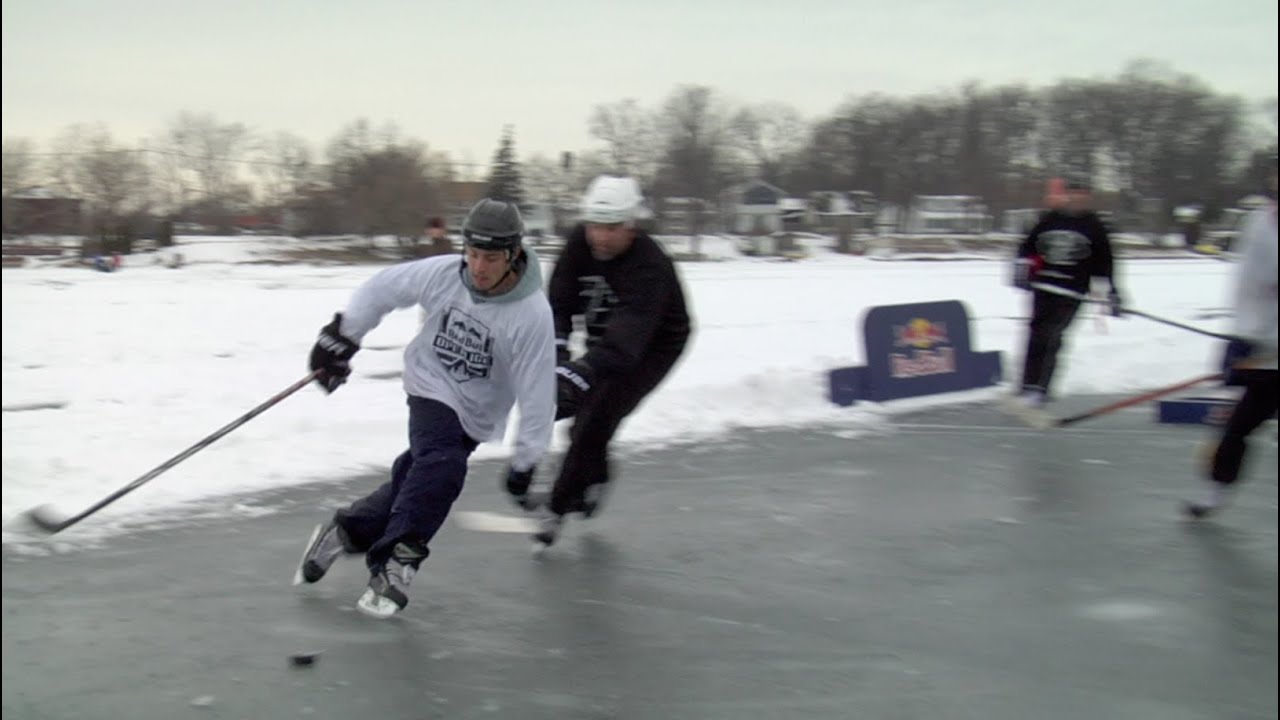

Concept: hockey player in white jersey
[[294, 198, 556, 618]]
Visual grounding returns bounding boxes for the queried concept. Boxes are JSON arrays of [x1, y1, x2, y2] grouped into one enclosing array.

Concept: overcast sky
[[3, 0, 1277, 168]]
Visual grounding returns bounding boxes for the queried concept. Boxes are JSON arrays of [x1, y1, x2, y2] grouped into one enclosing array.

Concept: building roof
[[735, 180, 788, 206]]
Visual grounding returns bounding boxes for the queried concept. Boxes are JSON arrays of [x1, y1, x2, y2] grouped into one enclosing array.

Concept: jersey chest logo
[[579, 275, 618, 337], [1037, 230, 1092, 265], [433, 307, 493, 382]]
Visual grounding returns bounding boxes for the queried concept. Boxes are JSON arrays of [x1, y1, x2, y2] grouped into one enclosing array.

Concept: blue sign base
[[828, 300, 1003, 407], [1157, 395, 1238, 425]]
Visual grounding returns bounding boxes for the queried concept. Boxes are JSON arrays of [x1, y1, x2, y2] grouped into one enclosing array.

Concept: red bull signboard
[[829, 300, 1002, 405], [890, 318, 956, 378]]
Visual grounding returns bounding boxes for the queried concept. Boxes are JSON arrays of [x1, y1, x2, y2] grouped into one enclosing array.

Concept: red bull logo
[[894, 318, 949, 349], [890, 318, 955, 378]]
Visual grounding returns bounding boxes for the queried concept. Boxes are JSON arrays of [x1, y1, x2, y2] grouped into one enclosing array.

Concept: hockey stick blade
[[22, 504, 74, 535], [453, 510, 540, 534], [19, 371, 321, 536]]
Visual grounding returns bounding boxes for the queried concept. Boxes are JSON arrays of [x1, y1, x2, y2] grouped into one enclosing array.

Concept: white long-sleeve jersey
[[337, 250, 556, 471], [1231, 206, 1278, 368]]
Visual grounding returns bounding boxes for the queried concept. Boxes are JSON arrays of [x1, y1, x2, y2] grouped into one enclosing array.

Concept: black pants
[[1020, 291, 1081, 396], [1211, 369, 1278, 487], [549, 357, 678, 516], [335, 397, 478, 572]]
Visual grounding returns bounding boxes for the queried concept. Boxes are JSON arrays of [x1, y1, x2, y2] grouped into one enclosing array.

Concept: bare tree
[[729, 102, 807, 185], [48, 123, 152, 250], [49, 125, 150, 216], [2, 138, 42, 236], [252, 131, 314, 210], [521, 153, 563, 205], [156, 112, 252, 229], [325, 119, 436, 244], [2, 138, 40, 195], [588, 98, 660, 187], [423, 149, 456, 186], [654, 86, 739, 245]]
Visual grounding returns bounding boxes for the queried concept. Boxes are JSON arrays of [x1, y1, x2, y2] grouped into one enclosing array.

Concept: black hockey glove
[[1106, 287, 1125, 318], [555, 360, 594, 418], [309, 312, 359, 393], [504, 465, 539, 511], [555, 335, 571, 365]]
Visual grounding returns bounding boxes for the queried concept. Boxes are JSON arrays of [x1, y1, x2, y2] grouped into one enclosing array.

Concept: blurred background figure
[[423, 216, 452, 257], [1009, 177, 1124, 410], [1187, 155, 1278, 518]]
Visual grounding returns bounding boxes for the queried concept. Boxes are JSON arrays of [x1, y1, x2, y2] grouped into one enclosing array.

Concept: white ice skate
[[1000, 390, 1054, 430], [355, 542, 424, 619]]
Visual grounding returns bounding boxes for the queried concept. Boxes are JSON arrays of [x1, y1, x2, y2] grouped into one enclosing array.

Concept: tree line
[[2, 59, 1275, 241]]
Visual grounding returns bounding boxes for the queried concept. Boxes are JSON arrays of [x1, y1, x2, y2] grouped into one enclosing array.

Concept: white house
[[721, 180, 789, 234], [1001, 208, 1043, 235], [807, 190, 877, 232], [904, 195, 989, 234]]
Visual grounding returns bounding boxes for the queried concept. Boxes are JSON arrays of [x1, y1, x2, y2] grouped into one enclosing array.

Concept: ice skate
[[570, 482, 610, 519], [510, 487, 547, 513], [292, 520, 356, 586], [1184, 481, 1230, 519], [530, 509, 564, 553], [356, 541, 427, 619], [1000, 389, 1054, 429]]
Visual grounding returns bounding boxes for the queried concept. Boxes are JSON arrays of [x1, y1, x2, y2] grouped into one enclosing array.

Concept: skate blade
[[355, 589, 400, 619], [453, 510, 540, 534], [1183, 501, 1216, 519], [291, 524, 323, 586], [998, 395, 1055, 430]]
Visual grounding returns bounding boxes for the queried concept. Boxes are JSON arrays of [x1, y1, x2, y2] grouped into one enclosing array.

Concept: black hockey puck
[[289, 652, 320, 668]]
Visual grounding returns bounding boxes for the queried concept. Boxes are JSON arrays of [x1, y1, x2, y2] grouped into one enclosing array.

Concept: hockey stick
[[1054, 372, 1223, 427], [1028, 282, 1240, 342], [21, 370, 323, 535]]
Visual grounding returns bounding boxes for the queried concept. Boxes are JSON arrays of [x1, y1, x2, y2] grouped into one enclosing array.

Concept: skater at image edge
[[505, 174, 692, 548], [1010, 175, 1126, 410], [1187, 154, 1279, 518], [296, 198, 556, 618]]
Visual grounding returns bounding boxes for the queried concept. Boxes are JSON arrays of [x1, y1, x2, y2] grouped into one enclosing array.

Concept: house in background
[[654, 196, 717, 236], [721, 180, 789, 234], [904, 195, 989, 234], [2, 188, 83, 237], [807, 190, 878, 234], [1001, 208, 1044, 235]]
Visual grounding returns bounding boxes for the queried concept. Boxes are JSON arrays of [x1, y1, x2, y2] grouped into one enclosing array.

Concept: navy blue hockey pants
[[549, 356, 678, 516], [1021, 291, 1081, 397], [334, 396, 478, 572]]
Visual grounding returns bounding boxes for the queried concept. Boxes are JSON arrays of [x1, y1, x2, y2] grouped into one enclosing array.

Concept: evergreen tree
[[486, 126, 524, 204]]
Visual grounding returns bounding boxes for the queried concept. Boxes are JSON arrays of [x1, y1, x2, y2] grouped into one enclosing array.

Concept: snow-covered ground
[[2, 235, 1237, 546]]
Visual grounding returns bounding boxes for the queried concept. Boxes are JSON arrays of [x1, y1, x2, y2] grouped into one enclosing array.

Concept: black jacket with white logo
[[1017, 210, 1116, 294], [548, 225, 691, 380]]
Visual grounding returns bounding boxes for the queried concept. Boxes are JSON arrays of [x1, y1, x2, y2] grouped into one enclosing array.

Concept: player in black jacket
[[1010, 179, 1124, 408], [505, 175, 692, 547]]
